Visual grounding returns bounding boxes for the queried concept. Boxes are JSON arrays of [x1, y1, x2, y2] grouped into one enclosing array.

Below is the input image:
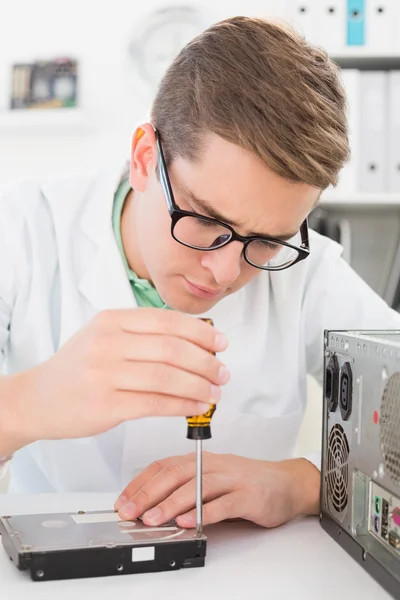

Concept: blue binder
[[347, 0, 365, 45]]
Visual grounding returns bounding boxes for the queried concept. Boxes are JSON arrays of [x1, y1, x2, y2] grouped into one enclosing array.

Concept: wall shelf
[[0, 108, 91, 134], [321, 193, 400, 206], [329, 49, 400, 70]]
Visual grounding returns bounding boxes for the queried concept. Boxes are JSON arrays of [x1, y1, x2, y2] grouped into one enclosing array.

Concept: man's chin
[[172, 297, 222, 315], [160, 289, 223, 315]]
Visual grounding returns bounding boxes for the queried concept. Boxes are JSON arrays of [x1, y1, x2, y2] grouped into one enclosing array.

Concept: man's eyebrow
[[176, 184, 306, 241], [176, 185, 242, 228]]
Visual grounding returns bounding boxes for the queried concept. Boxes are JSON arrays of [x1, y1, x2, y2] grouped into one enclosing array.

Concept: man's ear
[[129, 123, 157, 192]]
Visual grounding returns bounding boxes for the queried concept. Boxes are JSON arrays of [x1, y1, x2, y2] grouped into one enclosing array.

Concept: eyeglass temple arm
[[300, 219, 310, 248], [154, 129, 174, 214]]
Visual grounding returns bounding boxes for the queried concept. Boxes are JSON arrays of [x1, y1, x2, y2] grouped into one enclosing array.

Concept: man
[[0, 16, 399, 530]]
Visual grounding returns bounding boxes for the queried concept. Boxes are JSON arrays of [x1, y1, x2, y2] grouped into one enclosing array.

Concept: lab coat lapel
[[77, 215, 137, 315], [77, 163, 137, 316], [43, 163, 136, 348]]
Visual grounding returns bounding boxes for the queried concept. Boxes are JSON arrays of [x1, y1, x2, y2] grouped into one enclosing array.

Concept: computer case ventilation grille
[[380, 372, 400, 485], [327, 424, 349, 513]]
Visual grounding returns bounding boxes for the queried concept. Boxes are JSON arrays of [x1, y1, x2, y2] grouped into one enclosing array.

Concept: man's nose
[[200, 241, 243, 286]]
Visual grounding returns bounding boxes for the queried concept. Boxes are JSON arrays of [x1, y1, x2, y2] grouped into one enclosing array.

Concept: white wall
[[0, 0, 289, 186]]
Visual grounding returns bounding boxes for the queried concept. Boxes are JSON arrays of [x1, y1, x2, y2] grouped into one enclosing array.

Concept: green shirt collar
[[112, 179, 168, 309]]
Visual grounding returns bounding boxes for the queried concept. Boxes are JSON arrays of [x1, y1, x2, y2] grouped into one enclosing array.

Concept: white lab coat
[[1, 164, 400, 493]]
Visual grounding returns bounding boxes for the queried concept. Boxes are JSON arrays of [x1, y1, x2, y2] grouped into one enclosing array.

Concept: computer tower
[[320, 330, 400, 599]]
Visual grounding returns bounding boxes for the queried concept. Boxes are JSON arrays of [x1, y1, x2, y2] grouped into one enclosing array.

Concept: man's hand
[[5, 308, 229, 450], [114, 452, 321, 529]]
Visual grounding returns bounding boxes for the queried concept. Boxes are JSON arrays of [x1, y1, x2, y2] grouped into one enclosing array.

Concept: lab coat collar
[[76, 163, 136, 314], [41, 163, 135, 347]]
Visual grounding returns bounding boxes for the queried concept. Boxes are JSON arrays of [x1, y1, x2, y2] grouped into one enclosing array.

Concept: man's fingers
[[113, 390, 212, 422], [103, 308, 229, 354], [118, 332, 230, 387], [140, 472, 234, 526], [176, 490, 244, 528], [114, 454, 196, 511], [114, 361, 222, 405], [117, 461, 199, 521]]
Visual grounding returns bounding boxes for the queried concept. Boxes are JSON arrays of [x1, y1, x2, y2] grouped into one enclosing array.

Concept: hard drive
[[0, 509, 206, 581]]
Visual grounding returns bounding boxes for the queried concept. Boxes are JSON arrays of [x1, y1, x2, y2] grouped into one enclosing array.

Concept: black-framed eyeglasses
[[155, 129, 310, 271]]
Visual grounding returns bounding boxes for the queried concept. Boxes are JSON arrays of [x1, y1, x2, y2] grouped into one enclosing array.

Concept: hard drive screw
[[170, 561, 176, 567], [117, 565, 124, 572], [36, 570, 44, 578]]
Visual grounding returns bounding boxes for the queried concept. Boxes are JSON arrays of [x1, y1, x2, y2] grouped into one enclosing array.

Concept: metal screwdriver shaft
[[186, 318, 217, 538], [196, 439, 203, 536]]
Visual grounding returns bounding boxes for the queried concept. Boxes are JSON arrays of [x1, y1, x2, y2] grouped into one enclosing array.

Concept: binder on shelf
[[383, 233, 400, 307], [346, 0, 365, 46], [388, 71, 400, 193], [359, 71, 388, 193], [316, 1, 346, 51], [366, 1, 399, 53], [287, 1, 320, 45]]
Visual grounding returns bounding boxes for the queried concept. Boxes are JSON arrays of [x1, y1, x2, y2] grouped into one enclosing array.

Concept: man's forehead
[[169, 138, 320, 235]]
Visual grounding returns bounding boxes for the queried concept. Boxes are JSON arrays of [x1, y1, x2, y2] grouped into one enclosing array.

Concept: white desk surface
[[0, 493, 392, 600]]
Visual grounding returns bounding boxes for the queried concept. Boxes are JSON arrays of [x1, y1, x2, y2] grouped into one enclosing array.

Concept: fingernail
[[119, 502, 137, 520], [196, 402, 211, 414], [217, 366, 230, 385], [210, 384, 221, 402], [142, 507, 162, 524], [178, 514, 195, 527], [115, 495, 128, 511], [214, 333, 229, 352]]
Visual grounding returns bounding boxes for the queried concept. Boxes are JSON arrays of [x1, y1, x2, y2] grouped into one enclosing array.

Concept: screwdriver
[[186, 318, 217, 538]]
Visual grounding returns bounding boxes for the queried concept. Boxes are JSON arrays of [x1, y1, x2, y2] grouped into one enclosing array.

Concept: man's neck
[[120, 189, 151, 281]]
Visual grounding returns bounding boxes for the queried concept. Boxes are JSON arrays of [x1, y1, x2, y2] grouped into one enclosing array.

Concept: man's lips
[[184, 278, 223, 299]]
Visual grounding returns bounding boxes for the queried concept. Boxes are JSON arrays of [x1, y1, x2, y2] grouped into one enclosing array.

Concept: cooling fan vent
[[327, 424, 349, 513], [380, 372, 400, 485]]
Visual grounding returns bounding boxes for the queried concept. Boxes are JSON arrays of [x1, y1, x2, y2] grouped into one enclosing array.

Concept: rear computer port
[[382, 516, 389, 528], [375, 496, 381, 514], [389, 531, 400, 550], [339, 362, 353, 421], [381, 526, 388, 539], [383, 499, 389, 518], [374, 515, 380, 533], [325, 354, 339, 412]]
